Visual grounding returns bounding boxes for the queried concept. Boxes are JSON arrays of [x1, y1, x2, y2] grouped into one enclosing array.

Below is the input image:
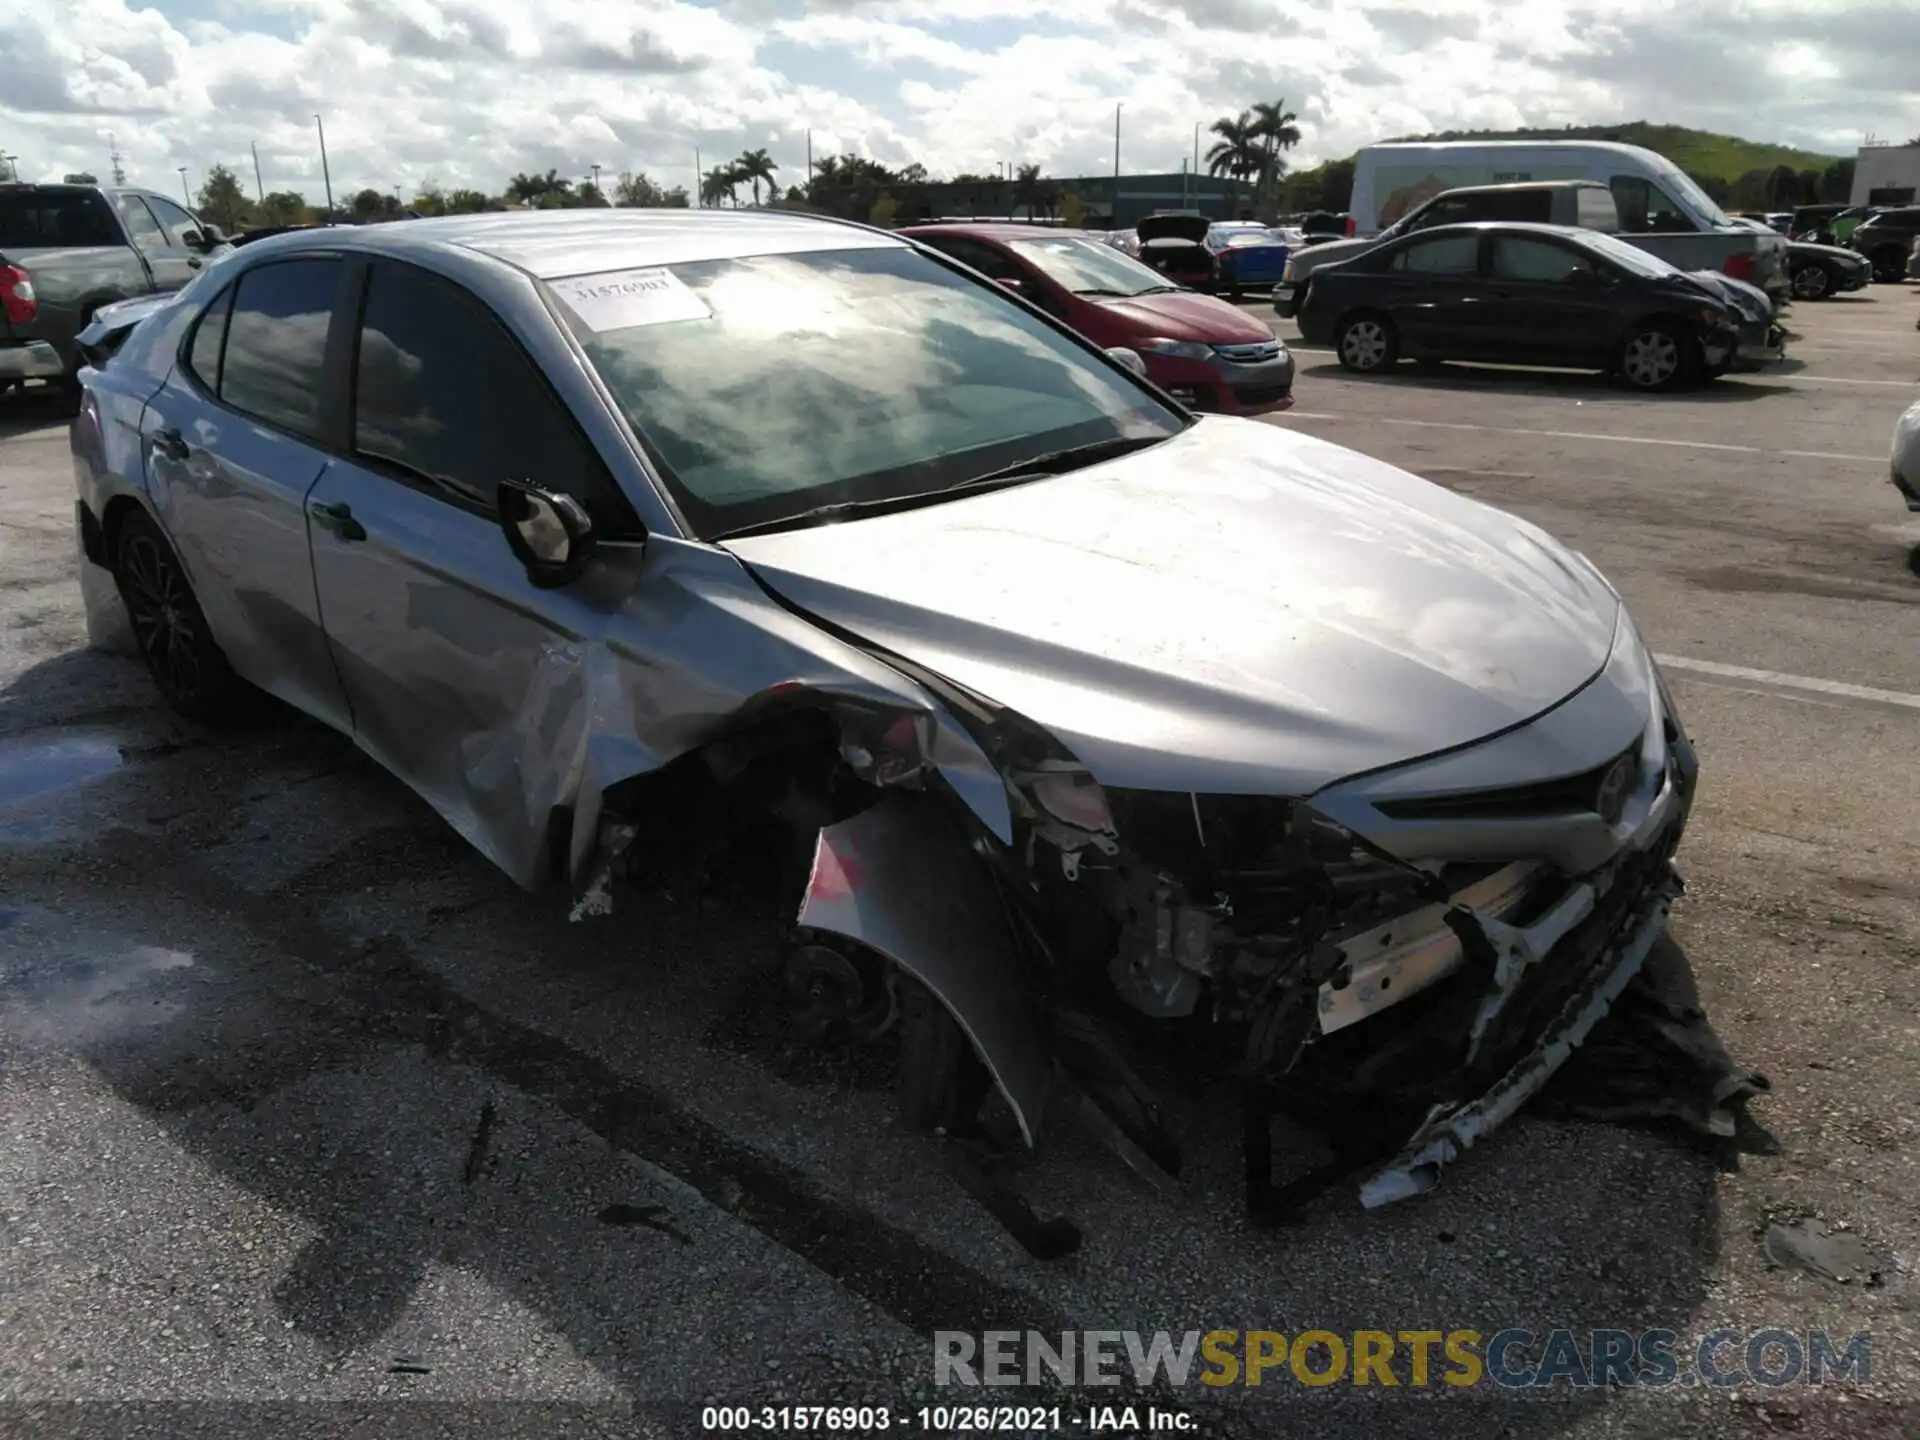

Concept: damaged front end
[[754, 610, 1759, 1240]]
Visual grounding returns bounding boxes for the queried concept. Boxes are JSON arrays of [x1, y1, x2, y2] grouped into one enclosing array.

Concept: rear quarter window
[[0, 192, 118, 248]]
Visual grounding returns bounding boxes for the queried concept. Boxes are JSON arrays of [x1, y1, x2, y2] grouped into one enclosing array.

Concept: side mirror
[[995, 275, 1028, 295], [498, 479, 596, 588], [1566, 265, 1602, 287], [200, 223, 227, 247], [1104, 347, 1148, 376]]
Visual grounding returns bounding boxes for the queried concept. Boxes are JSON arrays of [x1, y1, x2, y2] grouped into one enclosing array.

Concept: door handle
[[309, 499, 367, 542], [151, 426, 189, 461], [187, 257, 203, 270]]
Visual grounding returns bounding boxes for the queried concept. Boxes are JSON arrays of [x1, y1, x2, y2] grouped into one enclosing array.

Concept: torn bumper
[[1355, 788, 1689, 1208]]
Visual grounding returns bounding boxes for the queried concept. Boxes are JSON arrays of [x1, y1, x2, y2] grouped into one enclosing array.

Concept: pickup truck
[[1, 182, 229, 399], [1273, 180, 1789, 317]]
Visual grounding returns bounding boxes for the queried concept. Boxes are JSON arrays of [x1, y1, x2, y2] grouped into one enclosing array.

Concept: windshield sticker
[[550, 267, 711, 331]]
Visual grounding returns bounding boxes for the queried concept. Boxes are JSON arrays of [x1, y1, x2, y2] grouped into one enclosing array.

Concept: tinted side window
[[219, 259, 342, 440], [1481, 192, 1550, 222], [921, 236, 1019, 281], [184, 285, 233, 391], [1392, 235, 1481, 274], [1490, 237, 1585, 283], [117, 197, 168, 251], [1609, 176, 1688, 234], [146, 195, 201, 243], [352, 263, 633, 532], [1411, 196, 1476, 231], [0, 192, 117, 247]]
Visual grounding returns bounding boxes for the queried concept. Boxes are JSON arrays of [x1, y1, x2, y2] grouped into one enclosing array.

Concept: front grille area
[[1231, 382, 1293, 406], [1214, 341, 1284, 364], [1374, 745, 1639, 822]]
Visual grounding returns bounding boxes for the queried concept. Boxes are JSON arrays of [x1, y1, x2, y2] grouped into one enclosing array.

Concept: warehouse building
[[1850, 141, 1920, 207]]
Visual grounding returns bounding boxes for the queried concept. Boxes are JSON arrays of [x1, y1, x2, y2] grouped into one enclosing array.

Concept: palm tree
[[700, 165, 739, 208], [505, 168, 572, 206], [1205, 111, 1264, 214], [1250, 99, 1302, 213], [1013, 162, 1044, 220], [734, 147, 778, 207]]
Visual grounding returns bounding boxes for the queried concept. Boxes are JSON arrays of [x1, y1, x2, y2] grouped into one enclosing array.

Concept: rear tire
[[111, 509, 253, 725], [1334, 312, 1398, 374], [1614, 320, 1695, 392], [1870, 248, 1908, 283]]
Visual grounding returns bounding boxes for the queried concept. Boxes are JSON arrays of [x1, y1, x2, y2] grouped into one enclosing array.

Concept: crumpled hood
[[1092, 291, 1275, 342], [725, 418, 1620, 796]]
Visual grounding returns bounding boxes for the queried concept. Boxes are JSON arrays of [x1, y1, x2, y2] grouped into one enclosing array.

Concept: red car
[[899, 222, 1295, 416]]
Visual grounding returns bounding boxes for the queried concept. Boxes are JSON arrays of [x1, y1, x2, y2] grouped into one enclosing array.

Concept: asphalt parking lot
[[2, 285, 1917, 1439]]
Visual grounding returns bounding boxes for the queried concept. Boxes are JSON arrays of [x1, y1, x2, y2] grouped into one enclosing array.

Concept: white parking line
[[1653, 654, 1920, 712], [1276, 412, 1885, 463]]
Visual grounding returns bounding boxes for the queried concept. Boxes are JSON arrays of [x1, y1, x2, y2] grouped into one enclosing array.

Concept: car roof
[[898, 221, 1093, 242], [1381, 221, 1602, 240], [244, 208, 906, 280]]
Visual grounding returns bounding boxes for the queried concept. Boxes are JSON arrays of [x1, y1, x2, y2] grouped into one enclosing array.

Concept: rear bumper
[[0, 340, 66, 381], [1271, 281, 1301, 318]]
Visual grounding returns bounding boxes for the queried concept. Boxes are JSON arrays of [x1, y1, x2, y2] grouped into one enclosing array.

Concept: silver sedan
[[69, 209, 1702, 1218]]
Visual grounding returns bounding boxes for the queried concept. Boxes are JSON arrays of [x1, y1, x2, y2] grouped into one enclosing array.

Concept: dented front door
[[306, 258, 654, 886]]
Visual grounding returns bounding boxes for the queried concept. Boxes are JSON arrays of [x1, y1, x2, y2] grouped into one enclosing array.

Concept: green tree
[[615, 171, 665, 206], [734, 147, 778, 206], [1058, 188, 1087, 228], [1818, 158, 1854, 202], [349, 188, 399, 222], [256, 191, 310, 226], [1763, 164, 1801, 208], [1206, 111, 1264, 213], [701, 163, 749, 207], [444, 188, 491, 213], [506, 169, 571, 205], [868, 192, 898, 227], [195, 163, 253, 231], [1250, 99, 1302, 215], [411, 183, 448, 216]]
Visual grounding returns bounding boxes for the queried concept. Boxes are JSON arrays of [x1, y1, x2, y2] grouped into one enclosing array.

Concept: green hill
[[1379, 122, 1844, 186]]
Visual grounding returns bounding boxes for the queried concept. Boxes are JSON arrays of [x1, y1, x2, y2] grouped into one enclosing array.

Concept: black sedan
[[1296, 222, 1742, 392]]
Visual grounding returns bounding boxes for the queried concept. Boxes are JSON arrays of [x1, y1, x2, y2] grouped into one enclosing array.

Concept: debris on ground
[[1762, 1219, 1887, 1286], [1538, 937, 1773, 1158]]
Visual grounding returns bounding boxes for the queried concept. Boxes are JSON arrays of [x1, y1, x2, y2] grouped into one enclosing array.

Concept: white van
[[1352, 140, 1730, 237], [1345, 140, 1786, 295]]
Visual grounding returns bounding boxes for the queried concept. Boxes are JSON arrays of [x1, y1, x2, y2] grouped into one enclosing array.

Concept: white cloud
[[0, 0, 1911, 202]]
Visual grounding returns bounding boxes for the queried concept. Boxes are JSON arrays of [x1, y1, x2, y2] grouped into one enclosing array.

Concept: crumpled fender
[[796, 790, 1050, 1147]]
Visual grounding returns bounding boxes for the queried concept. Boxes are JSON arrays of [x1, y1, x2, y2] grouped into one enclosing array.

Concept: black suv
[[1850, 208, 1920, 281]]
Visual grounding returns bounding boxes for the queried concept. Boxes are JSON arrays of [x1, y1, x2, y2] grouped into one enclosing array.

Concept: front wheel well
[[99, 494, 154, 561]]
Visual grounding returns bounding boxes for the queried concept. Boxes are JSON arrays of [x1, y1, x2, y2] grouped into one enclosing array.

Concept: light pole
[[178, 166, 190, 206], [589, 162, 602, 202], [694, 145, 701, 208], [250, 141, 265, 203], [314, 113, 334, 221]]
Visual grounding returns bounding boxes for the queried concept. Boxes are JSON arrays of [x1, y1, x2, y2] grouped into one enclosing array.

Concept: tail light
[[1344, 215, 1356, 236], [1, 264, 35, 325], [1722, 252, 1756, 282]]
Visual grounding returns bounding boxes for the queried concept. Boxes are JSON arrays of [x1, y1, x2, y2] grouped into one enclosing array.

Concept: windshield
[[1005, 235, 1174, 296], [1576, 229, 1681, 279], [1653, 164, 1733, 228], [555, 246, 1185, 538]]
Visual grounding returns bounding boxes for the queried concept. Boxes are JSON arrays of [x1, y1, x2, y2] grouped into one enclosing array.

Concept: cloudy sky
[[2, 0, 1914, 203]]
